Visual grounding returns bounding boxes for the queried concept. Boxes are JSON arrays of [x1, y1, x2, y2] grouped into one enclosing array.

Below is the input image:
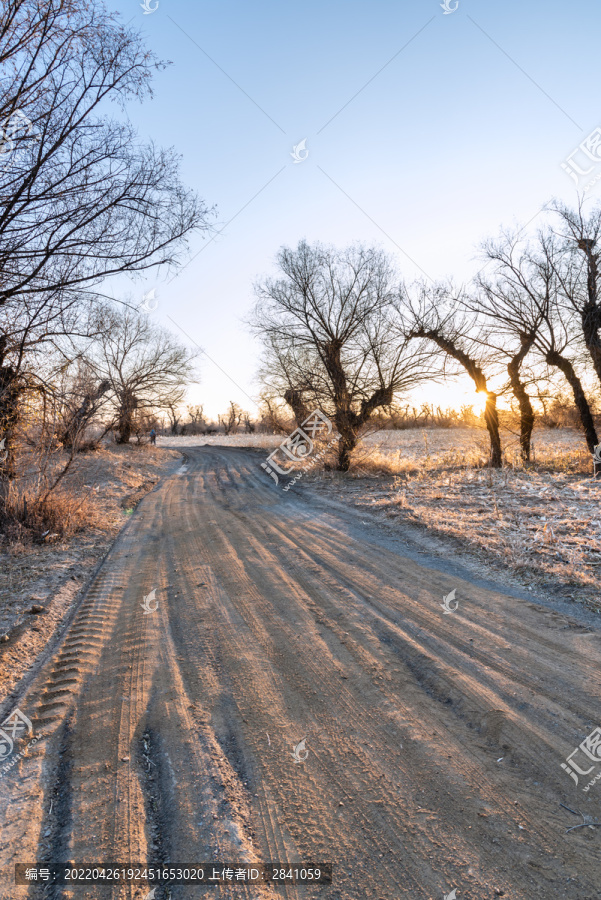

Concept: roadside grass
[[0, 442, 175, 551], [2, 486, 97, 550], [309, 427, 601, 607], [0, 442, 180, 647]]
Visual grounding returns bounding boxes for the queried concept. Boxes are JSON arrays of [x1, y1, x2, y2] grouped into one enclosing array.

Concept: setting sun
[[473, 390, 489, 415], [408, 379, 493, 417]]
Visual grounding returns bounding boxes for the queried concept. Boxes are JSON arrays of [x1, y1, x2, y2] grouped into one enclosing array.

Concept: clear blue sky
[[111, 0, 599, 418]]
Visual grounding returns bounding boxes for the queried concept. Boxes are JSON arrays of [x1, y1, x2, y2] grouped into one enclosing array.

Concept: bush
[[0, 485, 96, 545]]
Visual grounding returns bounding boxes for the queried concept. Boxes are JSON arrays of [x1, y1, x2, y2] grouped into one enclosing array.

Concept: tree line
[[251, 202, 601, 472]]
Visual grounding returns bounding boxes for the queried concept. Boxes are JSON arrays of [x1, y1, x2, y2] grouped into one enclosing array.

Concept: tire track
[[1, 446, 601, 900]]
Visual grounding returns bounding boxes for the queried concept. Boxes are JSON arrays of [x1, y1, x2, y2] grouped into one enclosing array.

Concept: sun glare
[[413, 383, 491, 416], [447, 388, 488, 416], [473, 391, 488, 415], [409, 376, 506, 416]]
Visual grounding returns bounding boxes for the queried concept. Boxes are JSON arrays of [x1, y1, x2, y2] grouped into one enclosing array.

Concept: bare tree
[[166, 402, 181, 436], [0, 288, 102, 501], [549, 200, 601, 386], [90, 305, 196, 444], [0, 0, 212, 519], [180, 404, 205, 435], [242, 413, 255, 434], [464, 234, 543, 461], [187, 404, 204, 425], [474, 231, 599, 454], [257, 394, 292, 434], [56, 363, 110, 450], [219, 401, 242, 435], [0, 0, 213, 308], [398, 283, 504, 467], [251, 241, 434, 471]]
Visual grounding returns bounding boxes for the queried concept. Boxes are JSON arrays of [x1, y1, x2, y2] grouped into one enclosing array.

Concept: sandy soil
[[0, 446, 600, 899]]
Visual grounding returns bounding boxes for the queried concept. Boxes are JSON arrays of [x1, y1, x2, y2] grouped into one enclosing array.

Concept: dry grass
[[385, 467, 600, 591], [157, 432, 283, 451], [0, 441, 176, 548], [307, 427, 601, 607], [0, 442, 180, 637], [351, 425, 593, 475], [2, 486, 98, 547]]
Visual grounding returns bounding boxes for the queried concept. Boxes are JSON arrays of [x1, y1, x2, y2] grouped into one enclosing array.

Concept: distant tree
[[257, 394, 292, 434], [219, 401, 242, 435], [187, 404, 204, 426], [91, 306, 196, 444], [166, 402, 182, 435]]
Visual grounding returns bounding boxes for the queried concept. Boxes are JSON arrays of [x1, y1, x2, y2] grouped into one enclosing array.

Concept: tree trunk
[[284, 389, 310, 427], [59, 380, 110, 449], [483, 391, 503, 468], [546, 350, 599, 453], [337, 429, 357, 472], [580, 301, 601, 385], [0, 337, 21, 517], [411, 327, 503, 467], [577, 241, 601, 385], [117, 420, 132, 444], [116, 389, 137, 444], [507, 344, 535, 461]]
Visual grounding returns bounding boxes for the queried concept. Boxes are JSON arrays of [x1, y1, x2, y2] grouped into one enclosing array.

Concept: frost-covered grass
[[319, 427, 601, 605]]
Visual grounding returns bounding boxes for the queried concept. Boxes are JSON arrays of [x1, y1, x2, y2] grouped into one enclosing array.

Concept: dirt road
[[1, 446, 601, 900]]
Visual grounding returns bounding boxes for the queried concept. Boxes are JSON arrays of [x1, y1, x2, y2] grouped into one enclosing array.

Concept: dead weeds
[[310, 427, 601, 608], [0, 442, 180, 644]]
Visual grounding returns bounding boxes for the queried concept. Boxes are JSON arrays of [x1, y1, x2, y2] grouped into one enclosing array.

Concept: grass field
[[310, 426, 601, 609]]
